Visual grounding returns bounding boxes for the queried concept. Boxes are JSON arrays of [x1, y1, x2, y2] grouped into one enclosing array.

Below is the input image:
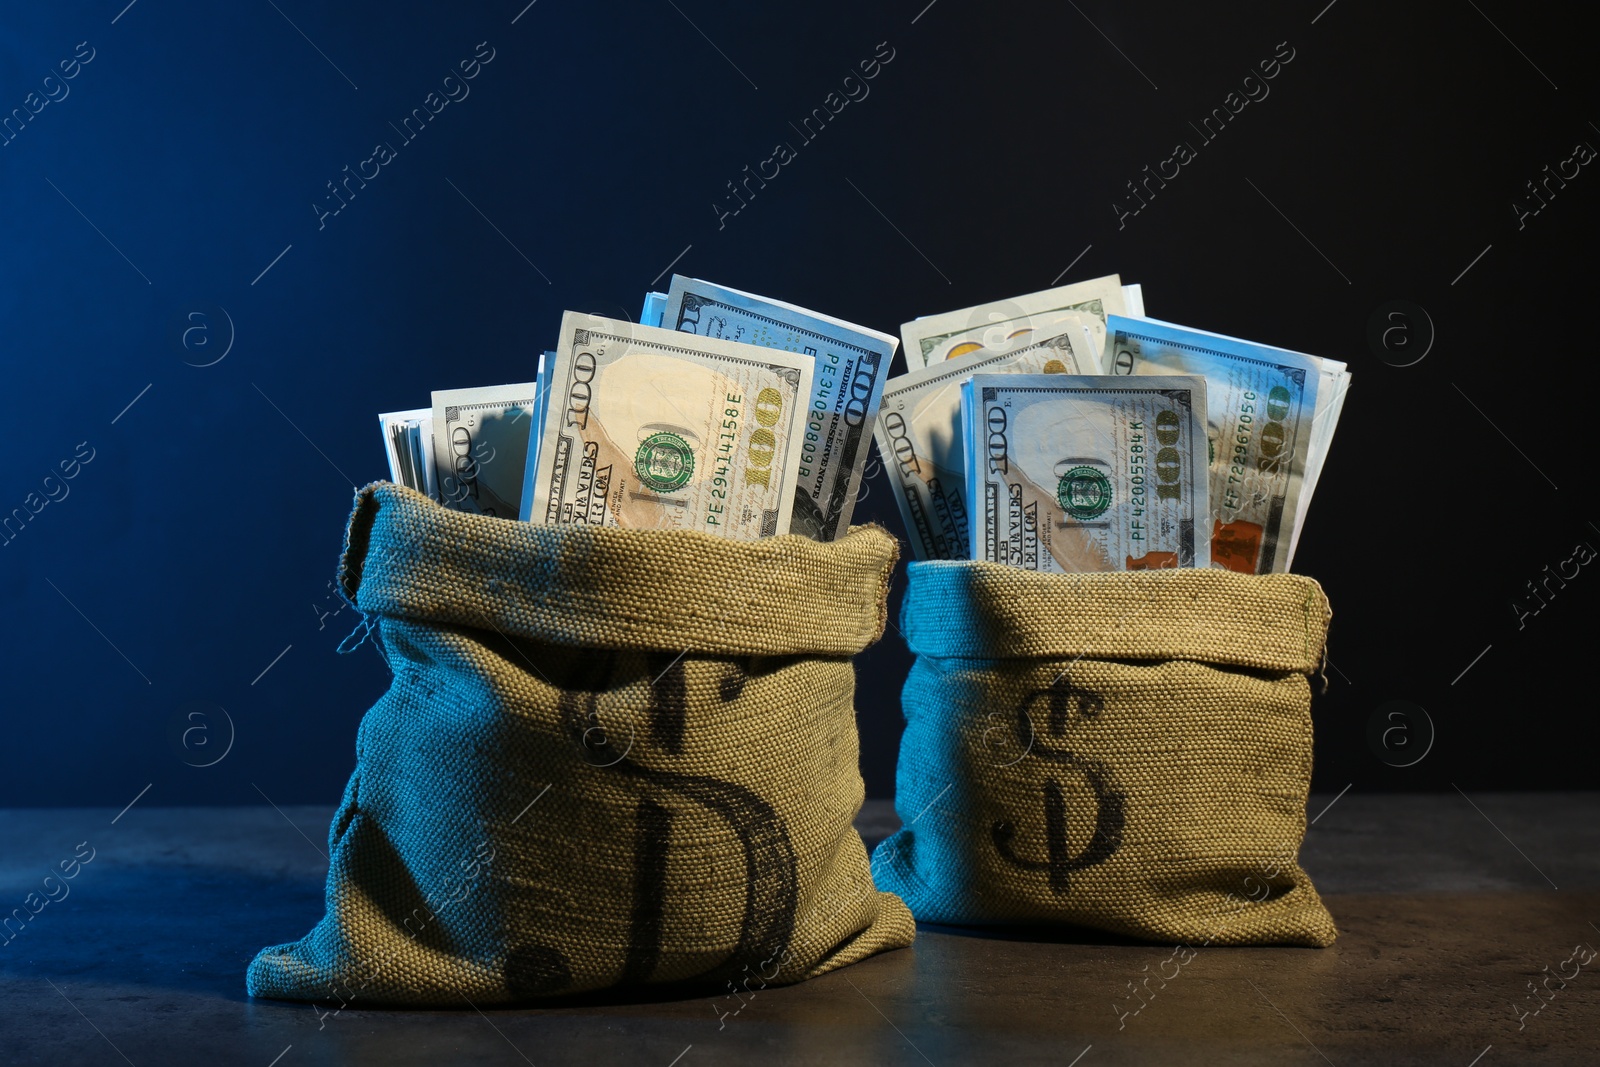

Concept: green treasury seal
[[634, 432, 694, 492], [1057, 465, 1112, 520]]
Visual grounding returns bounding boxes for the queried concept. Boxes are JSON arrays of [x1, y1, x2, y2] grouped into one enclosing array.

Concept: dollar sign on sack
[[989, 672, 1126, 894]]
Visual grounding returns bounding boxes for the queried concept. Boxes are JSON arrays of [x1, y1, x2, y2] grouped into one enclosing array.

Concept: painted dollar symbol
[[556, 654, 798, 987], [989, 673, 1126, 894]]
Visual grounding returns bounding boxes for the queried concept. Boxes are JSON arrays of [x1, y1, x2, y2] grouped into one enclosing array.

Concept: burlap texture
[[872, 560, 1338, 947], [247, 482, 914, 1006]]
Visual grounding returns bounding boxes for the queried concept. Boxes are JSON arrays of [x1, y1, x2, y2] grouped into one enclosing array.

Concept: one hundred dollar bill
[[902, 274, 1127, 369], [662, 275, 896, 541], [430, 383, 538, 520], [873, 328, 1100, 561], [1124, 319, 1349, 560], [528, 312, 815, 538], [961, 374, 1210, 572], [1104, 315, 1333, 574]]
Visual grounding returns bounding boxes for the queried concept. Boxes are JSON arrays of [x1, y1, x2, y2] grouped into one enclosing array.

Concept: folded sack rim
[[336, 482, 900, 658], [900, 559, 1331, 673]]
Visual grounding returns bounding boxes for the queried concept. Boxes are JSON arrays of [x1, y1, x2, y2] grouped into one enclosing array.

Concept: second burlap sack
[[872, 560, 1338, 947], [247, 482, 914, 1007]]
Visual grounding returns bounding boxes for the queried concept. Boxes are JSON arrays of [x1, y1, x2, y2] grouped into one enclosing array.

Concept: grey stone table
[[2, 794, 1596, 1066]]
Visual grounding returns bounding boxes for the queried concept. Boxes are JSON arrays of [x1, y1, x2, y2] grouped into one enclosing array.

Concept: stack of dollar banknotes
[[379, 273, 1349, 573]]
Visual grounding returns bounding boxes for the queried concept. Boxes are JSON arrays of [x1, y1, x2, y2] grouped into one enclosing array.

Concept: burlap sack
[[872, 560, 1338, 947], [247, 483, 913, 1006]]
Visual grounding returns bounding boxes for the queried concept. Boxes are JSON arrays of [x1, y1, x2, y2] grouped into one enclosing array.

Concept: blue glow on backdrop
[[2, 0, 1594, 804]]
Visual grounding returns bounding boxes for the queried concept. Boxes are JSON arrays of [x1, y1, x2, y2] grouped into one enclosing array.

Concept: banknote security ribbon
[[247, 482, 913, 1006], [872, 560, 1338, 947]]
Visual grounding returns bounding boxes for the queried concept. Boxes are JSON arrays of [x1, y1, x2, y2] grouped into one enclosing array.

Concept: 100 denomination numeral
[[743, 387, 786, 488], [564, 350, 597, 429], [986, 404, 1009, 475], [1153, 409, 1183, 501]]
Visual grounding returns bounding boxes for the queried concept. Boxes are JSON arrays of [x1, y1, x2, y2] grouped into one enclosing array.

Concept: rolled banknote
[[1104, 315, 1331, 574], [379, 408, 434, 499], [641, 291, 667, 328], [431, 383, 538, 520], [1291, 366, 1350, 561], [961, 374, 1210, 571], [902, 274, 1126, 369], [873, 328, 1100, 561], [662, 275, 896, 541], [518, 353, 559, 522], [1121, 283, 1145, 318], [527, 312, 815, 538]]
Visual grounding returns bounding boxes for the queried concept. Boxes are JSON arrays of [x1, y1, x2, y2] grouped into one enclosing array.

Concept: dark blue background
[[3, 0, 1593, 806]]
